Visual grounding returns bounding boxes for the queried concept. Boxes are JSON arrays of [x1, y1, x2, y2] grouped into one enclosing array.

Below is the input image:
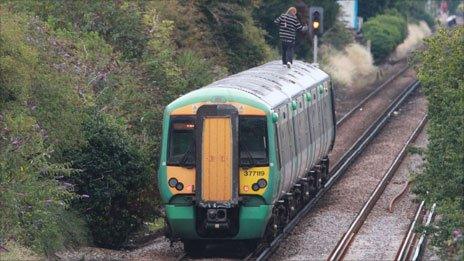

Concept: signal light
[[313, 21, 320, 29], [309, 7, 324, 36]]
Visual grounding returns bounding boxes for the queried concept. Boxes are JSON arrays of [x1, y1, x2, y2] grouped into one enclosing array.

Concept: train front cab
[[160, 101, 277, 244]]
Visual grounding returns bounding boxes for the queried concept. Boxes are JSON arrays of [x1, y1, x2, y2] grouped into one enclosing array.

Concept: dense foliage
[[65, 112, 151, 248], [362, 12, 407, 62], [0, 0, 275, 255], [414, 27, 464, 259], [0, 11, 89, 255], [359, 0, 434, 27]]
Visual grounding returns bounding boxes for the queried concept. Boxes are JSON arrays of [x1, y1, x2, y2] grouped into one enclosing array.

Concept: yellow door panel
[[201, 117, 233, 202]]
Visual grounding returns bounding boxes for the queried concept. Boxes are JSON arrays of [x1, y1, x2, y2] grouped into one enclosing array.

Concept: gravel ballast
[[343, 121, 428, 260]]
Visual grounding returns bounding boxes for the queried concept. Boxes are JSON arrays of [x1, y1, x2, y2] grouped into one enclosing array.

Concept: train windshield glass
[[168, 117, 195, 166], [239, 116, 268, 167]]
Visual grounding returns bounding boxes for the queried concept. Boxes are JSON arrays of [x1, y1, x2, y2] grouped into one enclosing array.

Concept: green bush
[[363, 13, 407, 62], [413, 27, 464, 258], [200, 1, 274, 73], [392, 0, 435, 27], [0, 111, 89, 255], [360, 0, 435, 28], [321, 21, 354, 50], [65, 112, 152, 248], [8, 0, 147, 60]]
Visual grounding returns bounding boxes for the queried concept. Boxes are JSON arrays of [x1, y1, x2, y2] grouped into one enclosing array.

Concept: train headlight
[[257, 178, 268, 188], [168, 178, 178, 188], [175, 182, 184, 191], [252, 183, 260, 191]]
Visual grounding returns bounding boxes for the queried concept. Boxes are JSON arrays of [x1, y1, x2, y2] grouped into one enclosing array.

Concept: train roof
[[203, 60, 329, 108]]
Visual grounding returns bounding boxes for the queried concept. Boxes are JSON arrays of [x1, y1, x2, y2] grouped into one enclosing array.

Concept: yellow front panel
[[167, 166, 195, 194], [201, 117, 233, 202], [239, 166, 270, 195]]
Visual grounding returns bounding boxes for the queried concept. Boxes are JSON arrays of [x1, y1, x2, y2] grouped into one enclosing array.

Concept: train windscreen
[[167, 117, 195, 166], [239, 116, 268, 167]]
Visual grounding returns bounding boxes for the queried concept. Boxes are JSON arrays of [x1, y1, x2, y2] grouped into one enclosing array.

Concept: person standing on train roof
[[274, 7, 308, 69]]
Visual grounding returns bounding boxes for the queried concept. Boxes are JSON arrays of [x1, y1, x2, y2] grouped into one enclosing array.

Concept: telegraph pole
[[313, 35, 318, 64]]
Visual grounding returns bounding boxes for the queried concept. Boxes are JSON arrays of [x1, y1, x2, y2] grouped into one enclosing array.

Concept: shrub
[[413, 27, 464, 258], [392, 0, 435, 27], [65, 112, 152, 248], [0, 11, 89, 255], [321, 21, 354, 50], [200, 2, 273, 73], [363, 13, 407, 62], [359, 0, 435, 28], [0, 110, 89, 255], [8, 1, 147, 60]]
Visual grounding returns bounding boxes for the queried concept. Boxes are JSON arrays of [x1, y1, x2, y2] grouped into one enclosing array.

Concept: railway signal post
[[309, 7, 323, 65]]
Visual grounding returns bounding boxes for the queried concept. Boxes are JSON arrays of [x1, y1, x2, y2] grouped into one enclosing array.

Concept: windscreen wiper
[[240, 143, 255, 168], [179, 141, 194, 166]]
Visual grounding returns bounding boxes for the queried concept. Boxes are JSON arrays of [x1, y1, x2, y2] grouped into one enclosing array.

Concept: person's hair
[[286, 7, 297, 15]]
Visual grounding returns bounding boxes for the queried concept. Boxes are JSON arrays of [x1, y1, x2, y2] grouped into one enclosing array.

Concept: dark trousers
[[281, 41, 295, 64]]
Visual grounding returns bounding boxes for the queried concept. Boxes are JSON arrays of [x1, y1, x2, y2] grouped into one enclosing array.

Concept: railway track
[[336, 65, 409, 126], [327, 114, 427, 261], [396, 202, 436, 261], [247, 80, 421, 261]]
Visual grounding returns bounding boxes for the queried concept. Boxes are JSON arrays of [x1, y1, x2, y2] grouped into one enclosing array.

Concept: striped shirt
[[274, 14, 303, 43]]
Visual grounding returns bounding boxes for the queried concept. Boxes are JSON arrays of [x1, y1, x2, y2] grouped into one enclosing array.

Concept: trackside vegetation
[[0, 0, 277, 256], [414, 27, 464, 259], [363, 11, 407, 62]]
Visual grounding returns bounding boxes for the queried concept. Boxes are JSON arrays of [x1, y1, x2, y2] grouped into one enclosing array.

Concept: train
[[158, 60, 336, 254]]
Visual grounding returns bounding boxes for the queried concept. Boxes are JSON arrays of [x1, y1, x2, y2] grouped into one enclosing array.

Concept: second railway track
[[328, 114, 428, 261]]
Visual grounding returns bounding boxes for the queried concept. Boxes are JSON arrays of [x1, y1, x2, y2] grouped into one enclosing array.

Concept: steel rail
[[395, 201, 426, 261], [328, 80, 419, 183], [411, 203, 436, 261], [252, 80, 421, 261], [328, 114, 428, 261], [336, 66, 410, 126]]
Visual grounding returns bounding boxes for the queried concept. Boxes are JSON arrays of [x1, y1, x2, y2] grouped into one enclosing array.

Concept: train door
[[305, 91, 315, 170], [288, 102, 298, 188], [311, 87, 321, 161], [295, 95, 308, 178], [317, 84, 325, 160], [277, 106, 292, 193], [323, 81, 333, 154], [195, 105, 239, 204], [318, 83, 327, 158]]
